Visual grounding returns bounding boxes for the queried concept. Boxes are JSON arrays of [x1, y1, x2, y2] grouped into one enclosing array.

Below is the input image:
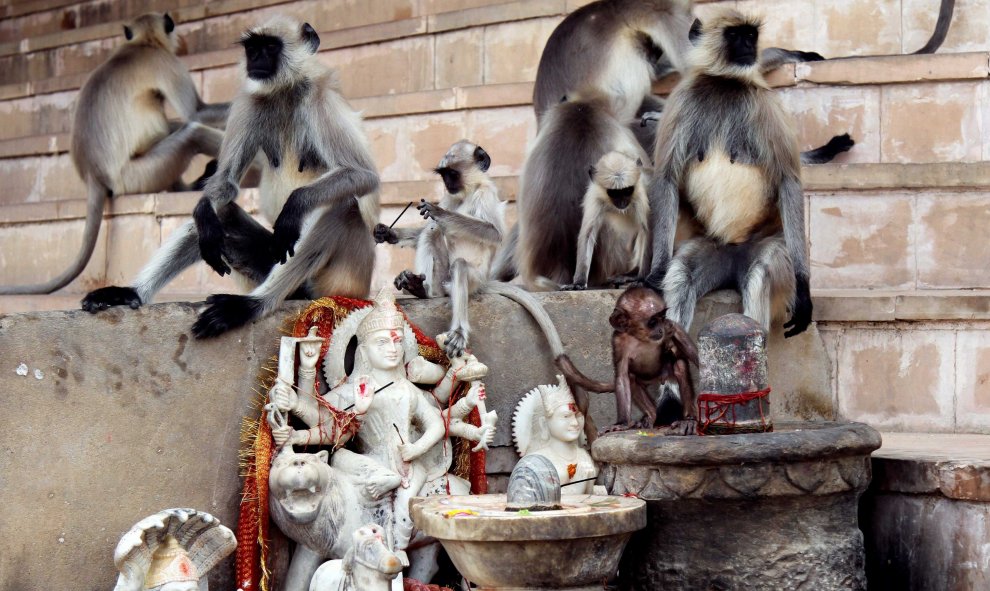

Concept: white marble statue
[[267, 288, 495, 587], [309, 524, 404, 591], [112, 508, 236, 591], [512, 375, 601, 494]]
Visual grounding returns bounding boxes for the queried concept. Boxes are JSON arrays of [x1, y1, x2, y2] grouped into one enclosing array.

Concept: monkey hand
[[81, 286, 142, 312], [560, 282, 587, 291], [193, 198, 230, 276], [272, 190, 308, 264], [373, 223, 399, 244], [784, 274, 813, 338], [417, 199, 445, 221]]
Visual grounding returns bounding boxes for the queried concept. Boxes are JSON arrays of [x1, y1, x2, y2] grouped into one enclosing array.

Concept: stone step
[[3, 178, 990, 295], [863, 432, 990, 590]]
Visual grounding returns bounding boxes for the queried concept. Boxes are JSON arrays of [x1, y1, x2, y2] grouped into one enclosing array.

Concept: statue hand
[[353, 375, 374, 414], [272, 426, 293, 447], [270, 382, 297, 412], [399, 442, 422, 462]]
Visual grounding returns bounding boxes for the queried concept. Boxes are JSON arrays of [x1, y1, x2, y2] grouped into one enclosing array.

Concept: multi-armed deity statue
[[266, 289, 496, 588]]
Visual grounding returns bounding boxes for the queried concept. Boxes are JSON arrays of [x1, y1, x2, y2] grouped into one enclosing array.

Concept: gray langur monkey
[[515, 92, 646, 291], [561, 150, 651, 291], [0, 12, 228, 296], [81, 16, 380, 340], [375, 140, 508, 358], [647, 9, 812, 340]]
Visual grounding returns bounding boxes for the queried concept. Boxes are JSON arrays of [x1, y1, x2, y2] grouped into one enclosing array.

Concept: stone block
[[955, 331, 990, 433], [483, 17, 561, 85], [435, 28, 484, 88], [326, 36, 434, 98], [809, 193, 916, 290], [916, 191, 990, 289], [902, 0, 990, 53], [780, 85, 880, 164], [430, 0, 563, 33], [814, 0, 902, 57], [0, 217, 108, 293], [421, 0, 502, 15], [880, 81, 985, 164], [797, 52, 989, 86], [353, 88, 457, 119], [835, 328, 955, 431], [103, 214, 160, 288], [454, 81, 532, 109], [322, 17, 427, 51]]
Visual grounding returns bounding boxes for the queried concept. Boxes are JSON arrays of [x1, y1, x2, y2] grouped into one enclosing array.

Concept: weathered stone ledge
[[871, 432, 990, 501]]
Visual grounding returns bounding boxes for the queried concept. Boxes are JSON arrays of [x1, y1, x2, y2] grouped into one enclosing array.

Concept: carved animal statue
[[309, 525, 404, 591]]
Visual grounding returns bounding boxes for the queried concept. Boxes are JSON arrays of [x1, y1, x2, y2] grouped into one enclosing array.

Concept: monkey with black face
[[562, 150, 651, 291], [2, 13, 227, 296], [375, 140, 506, 357], [647, 9, 811, 340], [82, 17, 380, 339], [558, 286, 698, 434]]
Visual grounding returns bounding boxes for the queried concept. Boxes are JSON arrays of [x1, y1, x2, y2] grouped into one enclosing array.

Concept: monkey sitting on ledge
[[558, 286, 699, 435]]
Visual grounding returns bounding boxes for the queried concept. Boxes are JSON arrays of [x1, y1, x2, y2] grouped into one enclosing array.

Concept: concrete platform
[[863, 432, 990, 591]]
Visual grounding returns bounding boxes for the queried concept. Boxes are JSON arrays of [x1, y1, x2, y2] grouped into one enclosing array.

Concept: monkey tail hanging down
[[0, 13, 227, 295]]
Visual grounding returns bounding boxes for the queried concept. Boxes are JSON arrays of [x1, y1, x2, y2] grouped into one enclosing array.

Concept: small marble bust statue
[[512, 376, 599, 494], [112, 508, 236, 591]]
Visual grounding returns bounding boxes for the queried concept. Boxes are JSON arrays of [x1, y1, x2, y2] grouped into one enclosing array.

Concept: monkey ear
[[588, 166, 596, 180], [301, 23, 320, 53], [609, 310, 630, 332], [123, 25, 133, 40], [473, 146, 491, 172], [163, 13, 175, 34], [636, 158, 643, 167], [689, 18, 703, 44]]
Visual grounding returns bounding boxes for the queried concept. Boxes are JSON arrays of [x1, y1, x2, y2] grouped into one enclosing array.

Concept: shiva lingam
[[411, 454, 645, 590]]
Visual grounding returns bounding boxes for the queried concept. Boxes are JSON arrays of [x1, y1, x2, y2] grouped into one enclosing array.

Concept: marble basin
[[411, 494, 646, 590]]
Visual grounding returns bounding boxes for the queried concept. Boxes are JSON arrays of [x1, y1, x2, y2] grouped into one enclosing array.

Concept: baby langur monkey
[[375, 140, 506, 358], [562, 151, 651, 291]]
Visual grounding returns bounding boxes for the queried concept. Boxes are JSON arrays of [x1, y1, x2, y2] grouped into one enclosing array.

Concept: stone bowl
[[411, 494, 646, 590]]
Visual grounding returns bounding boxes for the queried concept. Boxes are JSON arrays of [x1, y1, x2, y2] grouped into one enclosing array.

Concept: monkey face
[[241, 33, 284, 80], [723, 24, 758, 66], [606, 186, 636, 210], [434, 166, 463, 194], [611, 287, 670, 341]]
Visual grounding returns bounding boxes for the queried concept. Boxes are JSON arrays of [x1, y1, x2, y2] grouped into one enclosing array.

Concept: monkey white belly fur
[[685, 149, 769, 244]]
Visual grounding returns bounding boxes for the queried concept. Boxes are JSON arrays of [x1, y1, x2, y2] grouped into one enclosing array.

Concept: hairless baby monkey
[[558, 286, 699, 435]]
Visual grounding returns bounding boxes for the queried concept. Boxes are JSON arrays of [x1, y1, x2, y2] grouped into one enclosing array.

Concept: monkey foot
[[559, 283, 587, 291], [81, 286, 142, 313], [666, 419, 698, 436], [640, 111, 662, 126], [607, 274, 642, 288], [192, 294, 263, 339], [441, 328, 467, 359], [394, 270, 428, 299]]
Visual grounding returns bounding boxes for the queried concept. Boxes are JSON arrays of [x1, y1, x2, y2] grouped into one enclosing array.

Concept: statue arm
[[402, 391, 447, 461]]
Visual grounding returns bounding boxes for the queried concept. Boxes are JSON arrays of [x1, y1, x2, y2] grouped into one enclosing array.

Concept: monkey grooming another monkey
[[562, 150, 651, 291], [82, 17, 379, 340], [558, 286, 698, 434], [1, 13, 227, 296], [647, 9, 812, 339]]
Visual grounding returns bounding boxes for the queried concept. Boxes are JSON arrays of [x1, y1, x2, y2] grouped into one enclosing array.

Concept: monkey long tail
[[0, 180, 106, 294], [478, 281, 564, 358], [913, 0, 955, 54], [555, 354, 615, 394]]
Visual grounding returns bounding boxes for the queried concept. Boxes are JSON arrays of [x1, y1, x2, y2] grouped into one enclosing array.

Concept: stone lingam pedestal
[[594, 422, 881, 590]]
